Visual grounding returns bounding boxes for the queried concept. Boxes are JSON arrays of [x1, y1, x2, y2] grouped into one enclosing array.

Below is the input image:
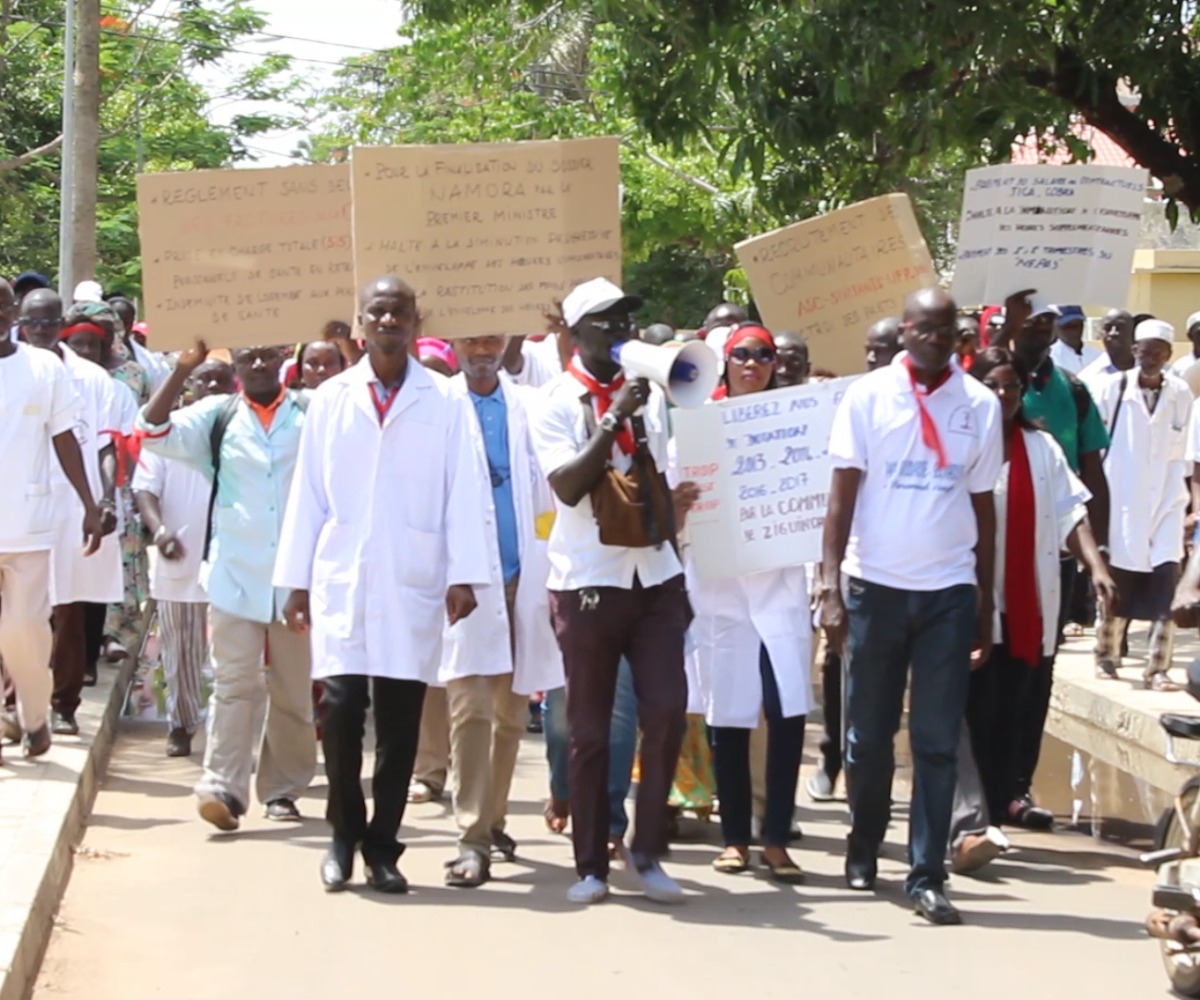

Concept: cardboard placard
[[350, 137, 621, 338], [950, 164, 1147, 306], [735, 194, 935, 377], [673, 377, 856, 581], [137, 164, 354, 352]]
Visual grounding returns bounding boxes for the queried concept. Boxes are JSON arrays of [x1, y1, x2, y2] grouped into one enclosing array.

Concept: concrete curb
[[1045, 637, 1200, 798], [0, 656, 137, 1000]]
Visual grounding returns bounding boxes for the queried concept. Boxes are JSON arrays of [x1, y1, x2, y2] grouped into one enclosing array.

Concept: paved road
[[34, 720, 1165, 1000]]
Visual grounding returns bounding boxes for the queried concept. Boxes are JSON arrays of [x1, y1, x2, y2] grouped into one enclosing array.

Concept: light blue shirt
[[469, 385, 520, 583], [137, 392, 306, 623]]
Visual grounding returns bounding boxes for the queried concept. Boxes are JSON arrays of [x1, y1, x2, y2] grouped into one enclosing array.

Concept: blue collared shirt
[[469, 384, 520, 583], [136, 392, 306, 623]]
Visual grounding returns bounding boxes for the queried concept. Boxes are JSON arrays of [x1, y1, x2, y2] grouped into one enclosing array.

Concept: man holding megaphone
[[530, 277, 701, 907]]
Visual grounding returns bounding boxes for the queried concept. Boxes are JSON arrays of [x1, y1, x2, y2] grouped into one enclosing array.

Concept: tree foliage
[[0, 0, 296, 293], [414, 0, 1200, 221]]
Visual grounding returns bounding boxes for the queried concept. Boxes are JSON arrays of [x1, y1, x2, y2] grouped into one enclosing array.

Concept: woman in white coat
[[690, 324, 811, 882], [275, 276, 492, 894], [955, 348, 1115, 855], [1093, 319, 1191, 690]]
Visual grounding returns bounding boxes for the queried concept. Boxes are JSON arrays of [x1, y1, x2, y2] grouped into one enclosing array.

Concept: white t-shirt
[[529, 371, 681, 590], [0, 344, 81, 552], [1049, 339, 1102, 375], [131, 451, 210, 603], [829, 362, 1004, 590], [511, 336, 564, 389]]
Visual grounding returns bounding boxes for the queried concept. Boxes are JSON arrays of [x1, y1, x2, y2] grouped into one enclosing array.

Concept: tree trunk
[[70, 0, 100, 286]]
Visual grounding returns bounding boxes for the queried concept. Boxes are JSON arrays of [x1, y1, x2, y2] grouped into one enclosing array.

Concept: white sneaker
[[567, 875, 608, 904], [633, 860, 685, 904]]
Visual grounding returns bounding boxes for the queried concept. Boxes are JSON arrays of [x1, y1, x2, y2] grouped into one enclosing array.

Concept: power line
[[26, 17, 381, 68], [105, 4, 390, 54]]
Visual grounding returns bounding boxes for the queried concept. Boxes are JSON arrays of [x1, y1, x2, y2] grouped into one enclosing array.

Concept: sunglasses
[[728, 345, 776, 364], [590, 316, 636, 334], [19, 317, 61, 329]]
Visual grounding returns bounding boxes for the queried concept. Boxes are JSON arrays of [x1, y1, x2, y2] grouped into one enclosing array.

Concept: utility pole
[[56, 0, 76, 295], [70, 0, 100, 288]]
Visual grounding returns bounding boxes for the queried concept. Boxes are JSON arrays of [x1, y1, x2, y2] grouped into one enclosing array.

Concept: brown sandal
[[544, 796, 569, 835]]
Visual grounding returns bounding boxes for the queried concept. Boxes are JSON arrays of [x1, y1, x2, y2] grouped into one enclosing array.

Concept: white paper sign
[[673, 378, 856, 581], [951, 164, 1147, 306]]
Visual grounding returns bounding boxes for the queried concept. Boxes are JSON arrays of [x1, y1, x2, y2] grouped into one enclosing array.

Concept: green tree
[[417, 0, 1199, 221], [0, 1, 297, 294]]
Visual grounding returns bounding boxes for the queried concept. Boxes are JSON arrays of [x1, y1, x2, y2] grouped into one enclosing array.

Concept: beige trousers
[[447, 577, 525, 856], [195, 608, 316, 813], [413, 686, 450, 793], [447, 672, 529, 855], [0, 551, 53, 733]]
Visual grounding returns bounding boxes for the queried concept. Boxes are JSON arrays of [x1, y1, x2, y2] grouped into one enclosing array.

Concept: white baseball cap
[[73, 279, 103, 303], [562, 277, 643, 329], [1135, 318, 1175, 344], [1028, 295, 1060, 320]]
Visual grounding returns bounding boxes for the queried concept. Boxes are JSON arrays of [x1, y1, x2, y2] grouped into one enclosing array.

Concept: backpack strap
[[1102, 372, 1128, 462], [203, 394, 241, 562]]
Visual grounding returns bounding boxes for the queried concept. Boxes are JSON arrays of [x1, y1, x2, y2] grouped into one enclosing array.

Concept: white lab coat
[[1096, 371, 1191, 572], [48, 346, 131, 605], [439, 374, 563, 695], [991, 428, 1090, 655], [273, 358, 493, 682], [687, 565, 812, 728]]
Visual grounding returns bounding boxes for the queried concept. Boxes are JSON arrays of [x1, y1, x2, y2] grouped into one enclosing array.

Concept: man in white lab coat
[[0, 279, 106, 761], [439, 334, 563, 887], [19, 289, 124, 738], [275, 275, 491, 895], [1094, 319, 1192, 690]]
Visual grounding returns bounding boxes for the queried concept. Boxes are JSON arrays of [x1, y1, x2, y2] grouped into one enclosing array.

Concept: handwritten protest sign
[[673, 377, 855, 581], [950, 164, 1147, 306], [351, 138, 621, 339], [137, 164, 354, 351], [735, 195, 934, 377]]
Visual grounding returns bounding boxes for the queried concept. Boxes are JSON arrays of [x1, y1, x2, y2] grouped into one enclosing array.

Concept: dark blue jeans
[[543, 658, 638, 838], [712, 646, 806, 848], [845, 578, 976, 896]]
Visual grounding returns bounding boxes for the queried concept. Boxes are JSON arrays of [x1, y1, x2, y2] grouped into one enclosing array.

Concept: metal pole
[[57, 0, 76, 296]]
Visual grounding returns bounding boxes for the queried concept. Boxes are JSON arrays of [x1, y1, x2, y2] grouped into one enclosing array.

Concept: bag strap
[[203, 394, 242, 561], [1102, 372, 1127, 462], [629, 414, 661, 546]]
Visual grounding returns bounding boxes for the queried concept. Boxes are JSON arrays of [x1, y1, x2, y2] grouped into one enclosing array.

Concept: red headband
[[724, 323, 776, 357], [61, 321, 106, 341]]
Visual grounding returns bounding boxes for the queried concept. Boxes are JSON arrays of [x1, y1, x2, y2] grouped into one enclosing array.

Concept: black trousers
[[818, 647, 843, 780], [712, 646, 806, 848], [320, 675, 426, 865], [1015, 558, 1075, 797]]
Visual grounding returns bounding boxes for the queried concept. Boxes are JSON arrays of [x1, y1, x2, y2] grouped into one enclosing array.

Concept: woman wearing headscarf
[[62, 302, 148, 665], [687, 323, 811, 882]]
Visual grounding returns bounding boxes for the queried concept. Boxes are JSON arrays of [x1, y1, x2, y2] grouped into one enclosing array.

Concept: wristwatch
[[599, 411, 620, 434]]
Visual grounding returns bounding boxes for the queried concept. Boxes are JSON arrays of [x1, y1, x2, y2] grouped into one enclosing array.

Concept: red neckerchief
[[1005, 427, 1043, 666], [368, 381, 400, 426], [568, 355, 635, 455], [902, 356, 951, 469]]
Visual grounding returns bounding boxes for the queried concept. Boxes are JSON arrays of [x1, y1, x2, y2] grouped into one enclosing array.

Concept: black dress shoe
[[845, 838, 877, 890], [912, 888, 962, 925], [321, 843, 354, 893], [365, 859, 409, 894]]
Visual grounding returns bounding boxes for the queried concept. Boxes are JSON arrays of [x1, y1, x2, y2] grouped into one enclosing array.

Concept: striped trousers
[[159, 601, 207, 733]]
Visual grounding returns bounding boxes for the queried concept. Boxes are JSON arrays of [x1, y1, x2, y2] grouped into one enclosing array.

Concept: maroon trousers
[[549, 575, 690, 880]]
